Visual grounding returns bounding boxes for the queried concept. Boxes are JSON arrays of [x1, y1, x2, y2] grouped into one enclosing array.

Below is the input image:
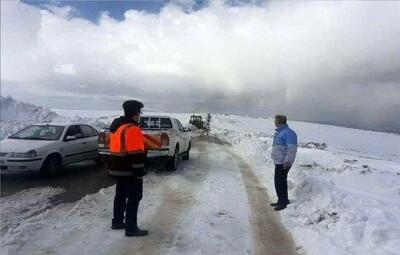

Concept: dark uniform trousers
[[274, 164, 291, 204], [113, 176, 143, 229]]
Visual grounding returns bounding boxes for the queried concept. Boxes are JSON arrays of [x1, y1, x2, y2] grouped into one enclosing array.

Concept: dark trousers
[[113, 176, 143, 230], [274, 164, 291, 204]]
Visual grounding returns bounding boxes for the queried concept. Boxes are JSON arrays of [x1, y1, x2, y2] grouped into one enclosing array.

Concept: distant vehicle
[[98, 115, 191, 171], [0, 123, 100, 177], [189, 114, 205, 130]]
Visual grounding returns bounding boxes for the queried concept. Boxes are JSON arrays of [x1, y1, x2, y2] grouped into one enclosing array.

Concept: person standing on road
[[108, 100, 149, 236], [270, 115, 298, 211]]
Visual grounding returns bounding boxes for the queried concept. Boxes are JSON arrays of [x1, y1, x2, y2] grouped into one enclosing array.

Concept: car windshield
[[9, 125, 65, 141]]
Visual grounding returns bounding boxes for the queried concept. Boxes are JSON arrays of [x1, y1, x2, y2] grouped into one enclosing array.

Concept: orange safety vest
[[109, 124, 145, 156], [108, 123, 146, 176]]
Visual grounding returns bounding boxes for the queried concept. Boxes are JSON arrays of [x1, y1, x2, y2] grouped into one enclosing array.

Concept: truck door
[[175, 119, 189, 152]]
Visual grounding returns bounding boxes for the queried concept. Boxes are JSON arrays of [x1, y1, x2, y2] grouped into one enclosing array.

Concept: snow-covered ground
[[1, 97, 399, 254], [1, 138, 262, 255], [211, 114, 400, 255]]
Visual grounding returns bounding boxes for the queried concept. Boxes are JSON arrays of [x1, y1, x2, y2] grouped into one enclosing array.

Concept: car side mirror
[[65, 135, 76, 141], [184, 127, 192, 132]]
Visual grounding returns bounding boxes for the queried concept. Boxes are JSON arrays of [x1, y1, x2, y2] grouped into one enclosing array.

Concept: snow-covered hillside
[[0, 96, 108, 139], [211, 114, 400, 255], [0, 96, 59, 139], [0, 96, 202, 140]]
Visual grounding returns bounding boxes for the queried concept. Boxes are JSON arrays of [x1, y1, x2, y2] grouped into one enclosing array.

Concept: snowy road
[[1, 136, 298, 255], [1, 161, 114, 204]]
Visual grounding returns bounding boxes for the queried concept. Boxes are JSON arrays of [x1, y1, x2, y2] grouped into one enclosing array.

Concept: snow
[[2, 97, 400, 254], [1, 142, 254, 255], [0, 96, 109, 139], [0, 96, 58, 140], [211, 114, 400, 255], [0, 187, 65, 254]]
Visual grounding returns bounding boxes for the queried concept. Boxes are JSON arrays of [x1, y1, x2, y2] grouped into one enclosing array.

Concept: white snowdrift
[[0, 187, 64, 252], [211, 114, 400, 255]]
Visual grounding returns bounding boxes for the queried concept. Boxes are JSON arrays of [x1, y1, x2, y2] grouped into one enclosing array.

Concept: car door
[[62, 125, 85, 164], [79, 125, 99, 160]]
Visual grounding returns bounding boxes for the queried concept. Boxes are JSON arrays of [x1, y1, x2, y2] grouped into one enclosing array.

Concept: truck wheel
[[95, 154, 105, 166], [40, 155, 62, 177], [167, 146, 179, 171], [182, 142, 191, 161]]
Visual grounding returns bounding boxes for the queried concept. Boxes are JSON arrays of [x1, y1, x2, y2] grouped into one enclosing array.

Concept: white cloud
[[54, 63, 77, 75], [1, 0, 400, 132]]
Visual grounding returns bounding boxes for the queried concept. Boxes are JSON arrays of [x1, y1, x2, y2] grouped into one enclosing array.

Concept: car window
[[161, 118, 173, 129], [176, 120, 184, 131], [150, 117, 160, 129], [90, 127, 99, 136], [80, 125, 96, 137], [9, 125, 65, 141], [140, 117, 173, 130], [65, 125, 83, 139], [140, 117, 149, 129]]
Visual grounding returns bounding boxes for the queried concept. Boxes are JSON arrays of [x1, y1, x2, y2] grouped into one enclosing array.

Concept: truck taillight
[[98, 132, 110, 148], [98, 132, 105, 144], [161, 133, 169, 146]]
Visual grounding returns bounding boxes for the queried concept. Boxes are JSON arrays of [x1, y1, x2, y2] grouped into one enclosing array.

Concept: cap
[[122, 100, 144, 117]]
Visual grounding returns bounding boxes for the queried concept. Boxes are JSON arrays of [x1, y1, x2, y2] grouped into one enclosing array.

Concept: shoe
[[125, 228, 149, 237], [271, 200, 290, 207], [274, 204, 287, 211], [111, 222, 125, 230]]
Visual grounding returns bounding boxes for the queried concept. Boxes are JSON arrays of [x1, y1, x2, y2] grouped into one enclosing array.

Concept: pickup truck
[[98, 115, 191, 171]]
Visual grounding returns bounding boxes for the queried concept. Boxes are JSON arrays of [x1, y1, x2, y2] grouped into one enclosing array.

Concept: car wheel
[[182, 142, 191, 161], [167, 146, 179, 171], [40, 155, 62, 177]]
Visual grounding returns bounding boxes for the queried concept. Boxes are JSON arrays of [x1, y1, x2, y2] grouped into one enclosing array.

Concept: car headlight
[[8, 150, 37, 158]]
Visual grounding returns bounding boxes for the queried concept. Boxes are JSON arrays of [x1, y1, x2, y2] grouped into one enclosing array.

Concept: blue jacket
[[271, 124, 298, 165]]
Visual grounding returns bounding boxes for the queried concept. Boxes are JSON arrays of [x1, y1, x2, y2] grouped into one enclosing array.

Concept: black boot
[[111, 219, 125, 230], [274, 204, 287, 211], [271, 200, 290, 207], [125, 227, 149, 237]]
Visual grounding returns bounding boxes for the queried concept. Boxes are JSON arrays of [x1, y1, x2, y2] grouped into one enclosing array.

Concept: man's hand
[[283, 162, 291, 170]]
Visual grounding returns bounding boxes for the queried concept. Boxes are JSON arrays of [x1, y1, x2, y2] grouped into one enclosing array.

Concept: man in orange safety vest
[[109, 100, 148, 237]]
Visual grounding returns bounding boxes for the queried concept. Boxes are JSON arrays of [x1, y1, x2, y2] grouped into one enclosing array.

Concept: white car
[[0, 123, 100, 176], [98, 115, 192, 171]]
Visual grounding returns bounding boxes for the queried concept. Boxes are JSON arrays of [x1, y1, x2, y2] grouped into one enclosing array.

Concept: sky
[[1, 0, 400, 133]]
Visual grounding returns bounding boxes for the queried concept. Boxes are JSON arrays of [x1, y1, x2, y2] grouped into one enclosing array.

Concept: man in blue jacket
[[270, 115, 298, 211]]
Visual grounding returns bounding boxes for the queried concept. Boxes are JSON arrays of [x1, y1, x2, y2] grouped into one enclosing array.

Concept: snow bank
[[0, 187, 64, 252], [212, 113, 400, 157], [0, 96, 110, 140], [0, 186, 115, 255], [0, 96, 58, 139], [211, 114, 400, 255]]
